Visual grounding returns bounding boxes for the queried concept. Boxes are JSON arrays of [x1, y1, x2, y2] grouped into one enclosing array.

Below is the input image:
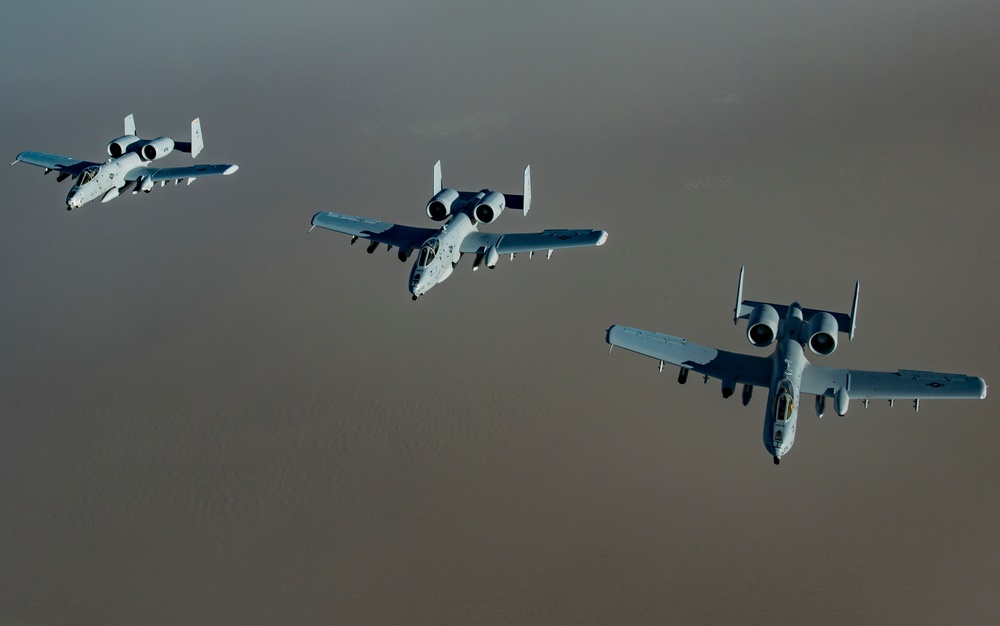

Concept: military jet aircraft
[[310, 161, 608, 299], [12, 114, 238, 210], [606, 267, 987, 464]]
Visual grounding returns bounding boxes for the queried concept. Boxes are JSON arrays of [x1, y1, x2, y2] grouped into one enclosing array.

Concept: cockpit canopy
[[76, 166, 99, 186], [417, 238, 440, 267], [774, 380, 794, 422]]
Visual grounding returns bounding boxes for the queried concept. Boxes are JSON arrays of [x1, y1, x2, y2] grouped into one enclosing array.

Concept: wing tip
[[606, 324, 623, 344], [596, 230, 609, 246], [223, 164, 239, 175]]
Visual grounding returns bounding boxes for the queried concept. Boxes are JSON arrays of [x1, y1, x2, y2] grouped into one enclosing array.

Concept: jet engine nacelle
[[140, 137, 174, 161], [426, 188, 460, 221], [807, 312, 839, 356], [108, 135, 140, 158], [747, 304, 779, 347], [474, 190, 505, 224]]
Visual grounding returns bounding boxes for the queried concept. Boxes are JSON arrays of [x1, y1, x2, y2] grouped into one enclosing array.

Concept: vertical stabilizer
[[124, 114, 136, 137], [734, 265, 745, 324], [522, 165, 531, 216], [433, 160, 442, 195], [849, 281, 859, 340], [189, 118, 203, 158]]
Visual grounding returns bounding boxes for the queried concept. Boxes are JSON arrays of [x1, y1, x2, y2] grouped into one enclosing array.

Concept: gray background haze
[[1, 1, 998, 623]]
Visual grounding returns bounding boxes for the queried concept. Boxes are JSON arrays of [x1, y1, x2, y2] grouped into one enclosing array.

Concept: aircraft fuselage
[[408, 211, 478, 298], [762, 304, 808, 462], [66, 153, 153, 209]]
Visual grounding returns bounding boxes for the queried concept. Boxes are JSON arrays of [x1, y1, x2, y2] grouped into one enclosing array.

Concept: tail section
[[733, 266, 859, 339], [734, 265, 747, 324], [174, 118, 204, 158], [522, 165, 531, 216], [124, 114, 136, 137], [189, 118, 204, 158], [430, 161, 531, 214], [848, 281, 859, 340], [504, 164, 532, 215]]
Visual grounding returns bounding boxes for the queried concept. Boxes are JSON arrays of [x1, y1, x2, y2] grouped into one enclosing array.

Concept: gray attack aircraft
[[606, 267, 987, 464], [12, 114, 238, 210], [310, 161, 608, 300]]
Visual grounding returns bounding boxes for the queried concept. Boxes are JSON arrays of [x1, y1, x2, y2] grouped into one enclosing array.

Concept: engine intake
[[807, 312, 838, 355], [140, 137, 174, 161], [746, 304, 779, 347], [108, 135, 140, 158], [473, 190, 505, 224], [426, 188, 460, 221]]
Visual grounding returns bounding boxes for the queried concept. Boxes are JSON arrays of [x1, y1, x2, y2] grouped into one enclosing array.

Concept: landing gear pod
[[835, 388, 849, 416], [485, 246, 500, 269], [721, 376, 735, 398]]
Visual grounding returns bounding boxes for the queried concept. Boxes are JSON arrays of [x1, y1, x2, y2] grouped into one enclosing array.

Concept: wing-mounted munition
[[12, 114, 237, 210], [606, 267, 987, 464], [310, 161, 606, 299]]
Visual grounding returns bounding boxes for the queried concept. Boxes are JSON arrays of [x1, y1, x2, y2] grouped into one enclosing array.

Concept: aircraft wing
[[310, 212, 438, 250], [801, 364, 987, 400], [12, 151, 98, 176], [606, 325, 772, 387], [459, 229, 608, 254], [127, 164, 239, 183]]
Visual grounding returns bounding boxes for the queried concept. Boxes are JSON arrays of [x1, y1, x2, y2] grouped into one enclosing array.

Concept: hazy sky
[[2, 1, 999, 624]]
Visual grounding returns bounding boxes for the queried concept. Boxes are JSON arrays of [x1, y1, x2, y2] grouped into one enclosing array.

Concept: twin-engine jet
[[12, 114, 238, 210], [310, 161, 608, 299], [606, 267, 987, 464]]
